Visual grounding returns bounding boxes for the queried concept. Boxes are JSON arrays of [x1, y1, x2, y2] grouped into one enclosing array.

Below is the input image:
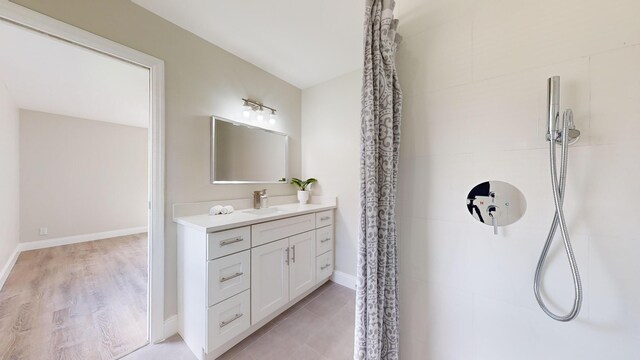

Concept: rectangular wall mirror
[[211, 116, 288, 184]]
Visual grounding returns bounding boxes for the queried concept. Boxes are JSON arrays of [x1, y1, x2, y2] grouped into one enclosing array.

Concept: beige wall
[[396, 0, 640, 358], [302, 70, 361, 278], [0, 81, 20, 271], [19, 110, 148, 243], [11, 0, 302, 318]]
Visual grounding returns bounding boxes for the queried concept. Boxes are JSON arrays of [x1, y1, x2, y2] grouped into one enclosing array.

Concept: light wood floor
[[0, 233, 148, 360]]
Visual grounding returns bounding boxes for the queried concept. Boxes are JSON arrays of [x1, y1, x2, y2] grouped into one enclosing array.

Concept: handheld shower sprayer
[[546, 76, 581, 145], [546, 76, 561, 138], [534, 76, 583, 321]]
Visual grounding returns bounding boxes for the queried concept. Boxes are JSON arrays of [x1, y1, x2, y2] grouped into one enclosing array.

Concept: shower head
[[566, 128, 581, 144], [553, 128, 580, 145], [557, 128, 581, 146], [553, 109, 581, 145]]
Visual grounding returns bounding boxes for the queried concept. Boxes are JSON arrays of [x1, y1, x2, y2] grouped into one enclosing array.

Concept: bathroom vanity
[[174, 198, 336, 360]]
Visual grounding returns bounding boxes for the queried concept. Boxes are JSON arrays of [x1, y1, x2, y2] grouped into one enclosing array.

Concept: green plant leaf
[[290, 177, 304, 190], [302, 178, 317, 190], [290, 177, 317, 190]]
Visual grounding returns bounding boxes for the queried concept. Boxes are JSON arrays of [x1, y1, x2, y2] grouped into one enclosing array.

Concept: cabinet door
[[315, 225, 334, 256], [208, 250, 251, 306], [316, 250, 334, 284], [251, 238, 290, 325], [315, 210, 334, 228], [207, 226, 251, 260], [206, 290, 250, 353], [289, 230, 316, 299]]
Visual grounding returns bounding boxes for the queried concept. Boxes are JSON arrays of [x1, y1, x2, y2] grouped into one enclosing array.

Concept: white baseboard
[[0, 227, 148, 292], [331, 270, 356, 290], [0, 245, 21, 291], [163, 314, 178, 340], [19, 226, 147, 252]]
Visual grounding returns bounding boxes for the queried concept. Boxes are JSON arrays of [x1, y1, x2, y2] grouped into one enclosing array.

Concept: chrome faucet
[[253, 189, 268, 209]]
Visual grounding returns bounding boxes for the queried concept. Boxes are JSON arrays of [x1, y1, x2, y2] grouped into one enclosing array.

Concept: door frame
[[0, 1, 166, 343]]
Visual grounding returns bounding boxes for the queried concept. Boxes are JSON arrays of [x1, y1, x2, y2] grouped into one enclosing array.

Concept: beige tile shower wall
[[0, 81, 20, 272], [301, 70, 362, 278], [396, 0, 640, 359], [11, 0, 302, 319], [19, 110, 148, 243]]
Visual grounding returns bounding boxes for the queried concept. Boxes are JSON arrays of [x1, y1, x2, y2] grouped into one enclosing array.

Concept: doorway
[[0, 1, 165, 357]]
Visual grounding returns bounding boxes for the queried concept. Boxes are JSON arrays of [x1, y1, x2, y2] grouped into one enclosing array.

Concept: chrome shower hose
[[534, 109, 583, 321]]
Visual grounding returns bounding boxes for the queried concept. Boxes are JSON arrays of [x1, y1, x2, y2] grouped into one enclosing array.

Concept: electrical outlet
[[39, 227, 48, 236]]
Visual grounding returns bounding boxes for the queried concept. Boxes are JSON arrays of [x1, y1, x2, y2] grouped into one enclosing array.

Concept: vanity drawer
[[252, 214, 315, 247], [208, 250, 250, 306], [316, 250, 334, 284], [315, 210, 334, 228], [207, 226, 250, 260], [315, 225, 334, 255], [207, 289, 250, 353]]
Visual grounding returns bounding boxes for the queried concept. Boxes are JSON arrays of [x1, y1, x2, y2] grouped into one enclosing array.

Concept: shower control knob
[[487, 205, 498, 216], [487, 205, 499, 235], [466, 180, 526, 236]]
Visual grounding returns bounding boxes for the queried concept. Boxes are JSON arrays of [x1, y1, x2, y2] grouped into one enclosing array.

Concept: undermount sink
[[243, 207, 283, 215]]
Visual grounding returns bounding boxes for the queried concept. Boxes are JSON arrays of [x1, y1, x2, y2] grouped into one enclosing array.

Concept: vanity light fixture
[[241, 98, 277, 124]]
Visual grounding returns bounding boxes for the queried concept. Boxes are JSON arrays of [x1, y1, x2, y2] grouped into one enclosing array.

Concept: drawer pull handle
[[285, 247, 290, 265], [291, 245, 296, 263], [320, 216, 331, 221], [320, 238, 331, 243], [220, 237, 243, 247], [219, 313, 243, 328], [320, 264, 331, 270], [220, 272, 244, 283]]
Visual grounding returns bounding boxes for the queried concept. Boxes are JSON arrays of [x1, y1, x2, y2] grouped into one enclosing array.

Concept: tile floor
[[124, 281, 355, 360]]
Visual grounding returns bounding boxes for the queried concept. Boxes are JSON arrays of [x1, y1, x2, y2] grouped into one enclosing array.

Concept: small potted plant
[[290, 177, 317, 204]]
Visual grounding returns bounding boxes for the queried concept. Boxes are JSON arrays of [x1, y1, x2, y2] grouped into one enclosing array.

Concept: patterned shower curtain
[[354, 0, 402, 359]]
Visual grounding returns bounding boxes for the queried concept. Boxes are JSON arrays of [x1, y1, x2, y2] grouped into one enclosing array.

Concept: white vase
[[297, 190, 310, 204]]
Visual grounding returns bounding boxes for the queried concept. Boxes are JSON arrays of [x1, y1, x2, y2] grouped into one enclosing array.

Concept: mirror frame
[[210, 115, 289, 184]]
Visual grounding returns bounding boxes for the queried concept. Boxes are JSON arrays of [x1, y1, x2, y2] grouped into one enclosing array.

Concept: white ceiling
[[128, 0, 439, 89], [131, 0, 365, 89], [0, 20, 150, 128]]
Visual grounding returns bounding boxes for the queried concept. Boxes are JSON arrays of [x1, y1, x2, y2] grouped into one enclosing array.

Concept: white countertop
[[173, 202, 337, 233]]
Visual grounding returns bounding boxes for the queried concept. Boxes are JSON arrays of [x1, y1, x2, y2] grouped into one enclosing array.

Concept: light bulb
[[269, 110, 277, 124], [242, 101, 252, 118], [256, 107, 264, 122]]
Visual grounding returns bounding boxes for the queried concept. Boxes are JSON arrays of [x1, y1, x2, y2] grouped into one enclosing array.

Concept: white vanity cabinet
[[178, 225, 253, 360], [176, 203, 335, 360], [251, 229, 317, 324]]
